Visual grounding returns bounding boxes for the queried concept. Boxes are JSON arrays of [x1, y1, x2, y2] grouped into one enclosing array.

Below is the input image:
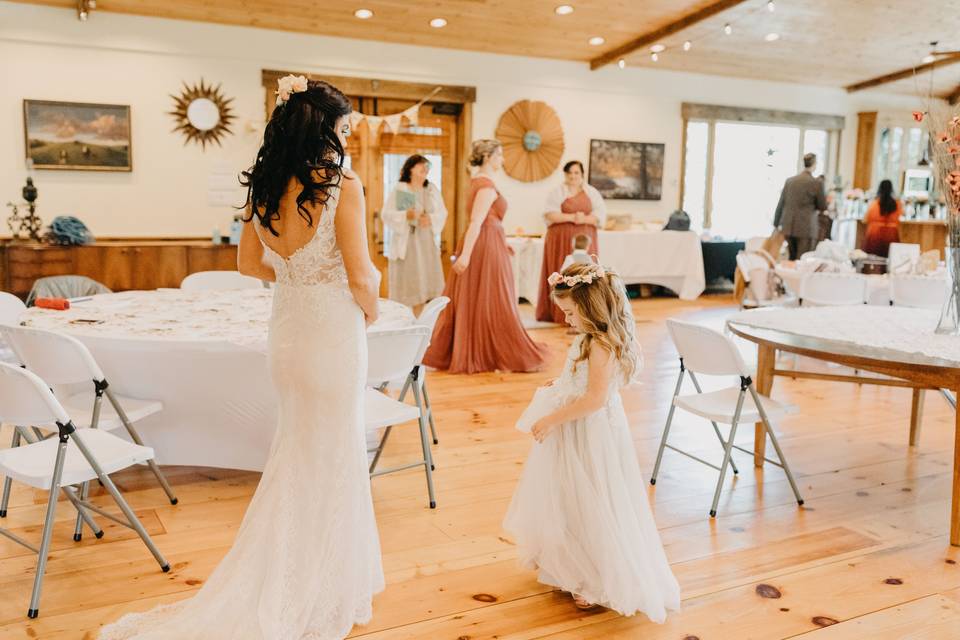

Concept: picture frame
[[587, 139, 664, 200], [23, 99, 132, 171], [902, 168, 932, 199]]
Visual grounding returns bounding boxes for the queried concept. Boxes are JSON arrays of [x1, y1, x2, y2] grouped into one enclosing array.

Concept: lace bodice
[[256, 189, 348, 288], [553, 335, 631, 406]]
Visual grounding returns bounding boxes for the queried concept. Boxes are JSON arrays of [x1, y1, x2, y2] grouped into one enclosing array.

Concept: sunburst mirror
[[495, 100, 565, 182], [169, 79, 235, 149]]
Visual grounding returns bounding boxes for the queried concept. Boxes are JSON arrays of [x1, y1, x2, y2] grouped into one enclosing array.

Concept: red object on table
[[35, 297, 71, 311]]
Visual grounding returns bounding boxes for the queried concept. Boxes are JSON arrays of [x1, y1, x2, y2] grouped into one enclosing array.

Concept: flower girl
[[503, 262, 681, 620]]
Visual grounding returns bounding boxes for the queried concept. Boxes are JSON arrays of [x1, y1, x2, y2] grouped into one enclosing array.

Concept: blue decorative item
[[45, 216, 94, 245], [522, 130, 542, 152]]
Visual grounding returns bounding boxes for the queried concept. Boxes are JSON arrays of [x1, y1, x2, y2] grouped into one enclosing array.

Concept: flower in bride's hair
[[276, 74, 308, 106]]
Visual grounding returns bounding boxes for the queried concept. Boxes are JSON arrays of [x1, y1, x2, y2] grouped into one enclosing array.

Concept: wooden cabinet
[[0, 241, 239, 297], [855, 219, 947, 258]]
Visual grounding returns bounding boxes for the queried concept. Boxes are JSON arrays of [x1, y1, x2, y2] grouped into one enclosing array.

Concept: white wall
[[0, 1, 923, 238]]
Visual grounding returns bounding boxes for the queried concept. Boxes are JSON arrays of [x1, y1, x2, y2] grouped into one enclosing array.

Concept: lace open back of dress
[[254, 188, 348, 288]]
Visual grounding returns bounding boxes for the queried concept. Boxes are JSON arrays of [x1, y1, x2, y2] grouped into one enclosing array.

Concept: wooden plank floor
[[2, 294, 959, 639]]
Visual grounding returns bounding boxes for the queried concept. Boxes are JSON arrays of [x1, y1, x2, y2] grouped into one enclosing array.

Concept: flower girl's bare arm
[[336, 172, 380, 324]]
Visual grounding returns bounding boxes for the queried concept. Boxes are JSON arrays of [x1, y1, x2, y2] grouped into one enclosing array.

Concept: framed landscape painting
[[23, 100, 132, 171], [587, 139, 664, 200]]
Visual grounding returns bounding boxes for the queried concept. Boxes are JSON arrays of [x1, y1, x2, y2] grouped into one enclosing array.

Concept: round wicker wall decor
[[495, 100, 564, 182]]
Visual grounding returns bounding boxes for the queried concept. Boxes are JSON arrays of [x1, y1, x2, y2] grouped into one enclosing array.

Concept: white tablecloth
[[21, 290, 415, 471], [729, 306, 957, 364], [775, 268, 945, 307], [507, 229, 705, 302]]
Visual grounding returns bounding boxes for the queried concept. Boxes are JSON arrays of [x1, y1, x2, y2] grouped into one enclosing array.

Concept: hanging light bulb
[[651, 52, 659, 62], [618, 58, 626, 69], [723, 23, 733, 35], [683, 40, 692, 51], [767, 1, 775, 12], [922, 53, 937, 64]]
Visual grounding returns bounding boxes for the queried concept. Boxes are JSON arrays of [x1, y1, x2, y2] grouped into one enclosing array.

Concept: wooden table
[[728, 315, 960, 546]]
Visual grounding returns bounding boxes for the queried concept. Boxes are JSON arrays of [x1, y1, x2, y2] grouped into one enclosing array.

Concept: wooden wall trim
[[682, 102, 845, 130], [853, 111, 877, 190], [262, 69, 476, 104]]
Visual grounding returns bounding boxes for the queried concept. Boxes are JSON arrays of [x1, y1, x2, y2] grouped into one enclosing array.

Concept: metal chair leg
[[27, 433, 68, 619], [651, 368, 685, 484], [104, 387, 178, 505], [688, 371, 740, 475], [68, 430, 169, 573], [0, 427, 21, 517], [421, 377, 438, 445], [412, 383, 437, 509], [369, 426, 393, 475], [710, 389, 745, 517], [749, 386, 804, 506], [74, 391, 105, 540], [411, 382, 434, 472]]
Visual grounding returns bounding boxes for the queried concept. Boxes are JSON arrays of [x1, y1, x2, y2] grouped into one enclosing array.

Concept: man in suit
[[774, 153, 827, 260]]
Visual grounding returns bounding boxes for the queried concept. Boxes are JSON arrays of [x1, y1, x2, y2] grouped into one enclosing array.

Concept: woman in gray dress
[[382, 154, 447, 314]]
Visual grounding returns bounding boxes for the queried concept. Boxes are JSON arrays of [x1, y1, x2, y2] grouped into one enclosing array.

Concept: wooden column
[[754, 344, 776, 467], [853, 112, 877, 190]]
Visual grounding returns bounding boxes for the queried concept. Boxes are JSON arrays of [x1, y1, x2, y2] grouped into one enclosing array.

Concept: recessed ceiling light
[[922, 53, 937, 64], [354, 8, 373, 19], [617, 58, 626, 69], [430, 17, 447, 28], [764, 32, 780, 42], [555, 4, 574, 15], [651, 44, 666, 53], [683, 40, 692, 51], [588, 36, 605, 46]]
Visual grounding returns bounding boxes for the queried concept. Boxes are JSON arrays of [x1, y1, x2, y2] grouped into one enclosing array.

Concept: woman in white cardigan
[[382, 154, 447, 313]]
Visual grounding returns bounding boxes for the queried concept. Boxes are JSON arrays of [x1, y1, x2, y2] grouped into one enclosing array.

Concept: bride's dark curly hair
[[240, 79, 352, 236]]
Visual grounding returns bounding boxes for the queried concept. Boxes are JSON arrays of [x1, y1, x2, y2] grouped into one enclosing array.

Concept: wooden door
[[347, 99, 460, 295]]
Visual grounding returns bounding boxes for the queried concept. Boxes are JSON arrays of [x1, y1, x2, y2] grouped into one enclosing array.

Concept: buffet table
[[22, 289, 415, 471], [507, 229, 706, 302]]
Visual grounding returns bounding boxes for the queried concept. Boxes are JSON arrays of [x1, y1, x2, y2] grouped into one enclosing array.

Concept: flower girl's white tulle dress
[[98, 188, 384, 639], [503, 335, 681, 621]]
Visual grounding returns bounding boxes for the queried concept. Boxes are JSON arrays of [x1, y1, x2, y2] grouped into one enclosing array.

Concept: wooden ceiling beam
[[589, 0, 749, 71], [845, 53, 960, 93]]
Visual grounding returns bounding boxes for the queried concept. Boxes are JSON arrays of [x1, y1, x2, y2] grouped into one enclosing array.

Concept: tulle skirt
[[503, 394, 680, 621]]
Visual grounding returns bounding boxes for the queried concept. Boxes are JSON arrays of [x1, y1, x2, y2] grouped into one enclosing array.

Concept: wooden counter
[[0, 240, 239, 297], [855, 219, 947, 258]]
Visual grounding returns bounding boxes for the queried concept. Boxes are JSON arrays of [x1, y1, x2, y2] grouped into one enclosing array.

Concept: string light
[[922, 53, 936, 64], [651, 52, 659, 62], [618, 58, 626, 69], [723, 23, 733, 35], [767, 1, 775, 11], [683, 40, 692, 51]]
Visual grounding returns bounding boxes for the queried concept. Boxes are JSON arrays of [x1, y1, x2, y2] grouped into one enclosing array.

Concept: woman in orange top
[[863, 179, 902, 257]]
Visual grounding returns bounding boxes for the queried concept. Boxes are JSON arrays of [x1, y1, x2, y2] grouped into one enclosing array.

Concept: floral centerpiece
[[916, 107, 960, 333]]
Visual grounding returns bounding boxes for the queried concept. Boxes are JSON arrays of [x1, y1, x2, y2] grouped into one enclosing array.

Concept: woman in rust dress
[[424, 140, 546, 374], [535, 160, 607, 323], [863, 179, 903, 257]]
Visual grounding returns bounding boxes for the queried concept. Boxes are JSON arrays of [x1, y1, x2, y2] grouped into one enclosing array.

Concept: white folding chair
[[651, 319, 804, 517], [890, 274, 948, 310], [798, 272, 867, 306], [0, 326, 177, 541], [366, 325, 436, 508], [0, 291, 26, 364], [744, 236, 767, 254], [736, 252, 795, 309], [180, 270, 264, 291], [394, 297, 449, 445], [0, 362, 169, 618], [887, 243, 921, 274]]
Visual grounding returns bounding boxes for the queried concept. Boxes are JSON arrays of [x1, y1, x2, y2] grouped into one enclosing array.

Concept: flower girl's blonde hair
[[550, 262, 641, 383]]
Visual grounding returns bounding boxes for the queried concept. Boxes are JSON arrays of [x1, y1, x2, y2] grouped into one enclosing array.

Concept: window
[[680, 103, 843, 239]]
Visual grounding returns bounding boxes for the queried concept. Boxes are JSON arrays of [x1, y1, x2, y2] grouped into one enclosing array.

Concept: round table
[[22, 290, 415, 471], [727, 306, 960, 546]]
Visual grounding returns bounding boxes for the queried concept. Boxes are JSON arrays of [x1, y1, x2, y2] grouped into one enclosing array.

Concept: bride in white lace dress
[[98, 78, 384, 640]]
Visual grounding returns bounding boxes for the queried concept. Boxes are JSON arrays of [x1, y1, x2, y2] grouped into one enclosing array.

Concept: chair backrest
[[26, 275, 110, 307], [0, 362, 70, 426], [799, 272, 866, 306], [367, 326, 430, 385], [887, 243, 921, 273], [666, 319, 751, 377], [0, 325, 104, 385], [890, 275, 948, 309], [180, 271, 263, 292], [0, 292, 26, 326], [413, 297, 450, 363], [744, 236, 767, 254]]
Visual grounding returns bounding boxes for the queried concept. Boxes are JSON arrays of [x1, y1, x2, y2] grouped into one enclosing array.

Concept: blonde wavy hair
[[551, 262, 642, 383], [467, 139, 501, 169]]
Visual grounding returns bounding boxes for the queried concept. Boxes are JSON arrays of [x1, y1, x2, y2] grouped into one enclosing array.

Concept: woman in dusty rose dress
[[423, 139, 546, 374], [536, 160, 606, 323]]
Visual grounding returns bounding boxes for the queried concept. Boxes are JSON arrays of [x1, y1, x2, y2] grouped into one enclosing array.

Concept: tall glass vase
[[936, 214, 960, 335]]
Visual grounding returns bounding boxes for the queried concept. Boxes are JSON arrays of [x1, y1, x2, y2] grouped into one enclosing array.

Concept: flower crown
[[275, 74, 309, 106], [548, 264, 607, 288]]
